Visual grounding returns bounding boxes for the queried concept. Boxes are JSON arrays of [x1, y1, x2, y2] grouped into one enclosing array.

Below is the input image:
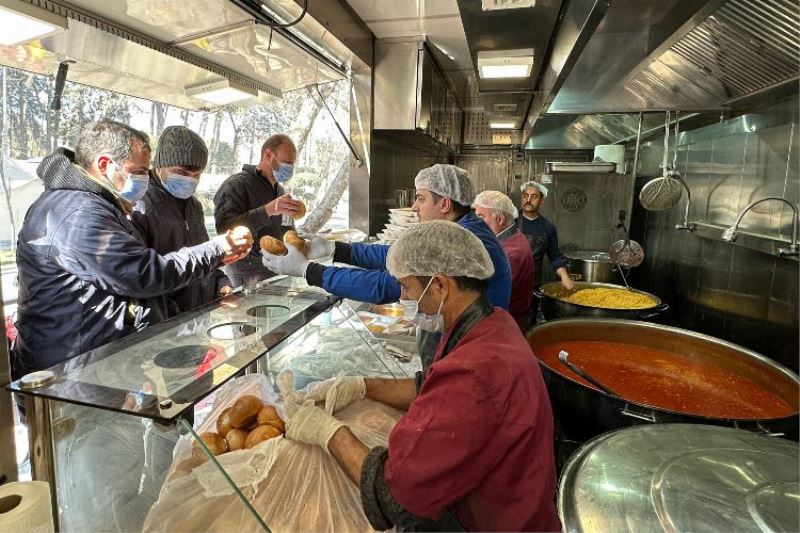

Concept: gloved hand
[[304, 236, 335, 260], [261, 244, 310, 277], [304, 376, 366, 414], [285, 403, 346, 452]]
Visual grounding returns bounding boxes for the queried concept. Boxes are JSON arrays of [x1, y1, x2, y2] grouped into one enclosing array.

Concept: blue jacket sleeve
[[53, 207, 226, 299], [546, 223, 568, 271], [322, 265, 401, 304], [349, 242, 391, 271]]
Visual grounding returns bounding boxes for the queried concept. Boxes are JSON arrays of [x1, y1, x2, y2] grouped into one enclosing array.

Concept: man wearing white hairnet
[[519, 181, 573, 323], [473, 190, 534, 332], [283, 221, 560, 532], [261, 164, 511, 365]]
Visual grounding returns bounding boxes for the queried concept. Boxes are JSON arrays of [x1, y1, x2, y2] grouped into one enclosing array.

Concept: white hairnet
[[520, 180, 549, 198], [473, 190, 519, 219], [414, 164, 476, 206], [386, 220, 494, 280]]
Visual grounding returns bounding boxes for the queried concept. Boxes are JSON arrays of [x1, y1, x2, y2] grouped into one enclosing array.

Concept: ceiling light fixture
[[482, 0, 536, 11], [490, 122, 516, 129], [185, 79, 258, 105], [0, 0, 68, 46], [478, 49, 534, 79]]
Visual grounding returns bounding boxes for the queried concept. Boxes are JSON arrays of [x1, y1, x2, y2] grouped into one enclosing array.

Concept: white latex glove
[[304, 376, 366, 414], [261, 244, 310, 278], [304, 236, 335, 260], [286, 403, 346, 452]]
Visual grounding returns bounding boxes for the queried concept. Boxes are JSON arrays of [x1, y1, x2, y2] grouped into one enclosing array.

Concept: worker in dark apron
[[280, 221, 561, 532], [517, 181, 574, 325]]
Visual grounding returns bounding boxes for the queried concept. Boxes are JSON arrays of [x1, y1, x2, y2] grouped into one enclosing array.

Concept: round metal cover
[[246, 305, 290, 318], [559, 424, 799, 533], [207, 322, 258, 340], [19, 370, 56, 389], [565, 251, 613, 262]]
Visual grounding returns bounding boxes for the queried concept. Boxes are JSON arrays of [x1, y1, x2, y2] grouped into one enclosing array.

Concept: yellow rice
[[559, 287, 656, 309]]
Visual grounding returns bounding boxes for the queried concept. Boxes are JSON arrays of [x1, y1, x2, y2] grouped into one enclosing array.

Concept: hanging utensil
[[558, 351, 620, 398], [639, 111, 689, 211], [609, 114, 645, 268]]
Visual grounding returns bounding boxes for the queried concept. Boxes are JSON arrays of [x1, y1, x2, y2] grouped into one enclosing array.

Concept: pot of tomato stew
[[528, 318, 799, 442]]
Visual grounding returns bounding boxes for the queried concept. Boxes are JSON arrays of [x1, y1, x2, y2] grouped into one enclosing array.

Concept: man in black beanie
[[131, 125, 233, 316]]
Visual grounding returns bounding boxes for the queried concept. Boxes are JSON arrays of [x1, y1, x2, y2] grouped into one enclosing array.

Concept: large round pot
[[528, 318, 799, 442], [565, 251, 618, 283], [534, 281, 669, 321]]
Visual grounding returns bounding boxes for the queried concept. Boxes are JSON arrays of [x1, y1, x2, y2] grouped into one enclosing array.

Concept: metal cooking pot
[[528, 318, 800, 442], [534, 281, 669, 321], [565, 251, 618, 283]]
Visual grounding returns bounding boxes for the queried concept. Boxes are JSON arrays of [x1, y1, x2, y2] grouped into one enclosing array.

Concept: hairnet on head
[[414, 164, 476, 206], [473, 190, 519, 219], [386, 220, 495, 280], [520, 180, 549, 198]]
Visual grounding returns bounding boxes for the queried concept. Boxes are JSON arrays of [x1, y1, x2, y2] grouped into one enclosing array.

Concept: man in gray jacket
[[131, 126, 232, 316]]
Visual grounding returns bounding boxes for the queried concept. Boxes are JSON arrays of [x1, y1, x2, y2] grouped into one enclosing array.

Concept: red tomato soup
[[535, 340, 795, 419]]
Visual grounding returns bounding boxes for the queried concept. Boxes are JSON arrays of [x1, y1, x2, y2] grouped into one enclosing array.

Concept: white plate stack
[[377, 208, 419, 243]]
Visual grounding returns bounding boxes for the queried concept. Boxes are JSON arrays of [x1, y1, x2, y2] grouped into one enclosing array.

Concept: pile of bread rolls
[[259, 229, 307, 257], [192, 395, 286, 459]]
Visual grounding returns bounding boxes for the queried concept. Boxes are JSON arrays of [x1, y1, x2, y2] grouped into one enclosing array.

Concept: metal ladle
[[558, 351, 620, 398]]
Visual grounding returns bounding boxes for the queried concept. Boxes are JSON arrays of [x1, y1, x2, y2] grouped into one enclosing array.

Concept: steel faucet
[[722, 197, 799, 256]]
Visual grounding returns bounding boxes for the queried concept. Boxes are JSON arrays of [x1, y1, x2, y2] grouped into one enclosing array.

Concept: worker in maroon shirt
[[474, 190, 535, 332], [282, 220, 561, 532]]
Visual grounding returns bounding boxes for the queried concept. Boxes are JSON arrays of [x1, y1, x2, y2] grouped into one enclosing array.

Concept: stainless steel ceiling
[[0, 0, 355, 110]]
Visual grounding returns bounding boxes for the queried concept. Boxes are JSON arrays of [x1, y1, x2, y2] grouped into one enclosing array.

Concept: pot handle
[[620, 405, 658, 423], [638, 302, 669, 319], [753, 421, 785, 438], [533, 287, 544, 299]]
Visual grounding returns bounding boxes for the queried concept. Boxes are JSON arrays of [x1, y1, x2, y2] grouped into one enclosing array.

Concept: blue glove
[[261, 244, 310, 278]]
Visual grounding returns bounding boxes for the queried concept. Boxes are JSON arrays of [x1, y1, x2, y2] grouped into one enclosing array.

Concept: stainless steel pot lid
[[559, 424, 799, 533], [565, 251, 614, 262]]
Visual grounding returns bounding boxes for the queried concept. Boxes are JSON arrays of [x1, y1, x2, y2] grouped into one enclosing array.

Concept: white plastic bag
[[143, 373, 401, 532]]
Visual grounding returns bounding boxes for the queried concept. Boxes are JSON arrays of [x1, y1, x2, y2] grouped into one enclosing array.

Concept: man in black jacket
[[131, 126, 231, 316], [12, 119, 251, 379], [213, 133, 303, 287]]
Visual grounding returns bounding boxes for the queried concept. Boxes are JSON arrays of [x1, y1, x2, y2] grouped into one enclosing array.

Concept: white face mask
[[413, 276, 445, 333]]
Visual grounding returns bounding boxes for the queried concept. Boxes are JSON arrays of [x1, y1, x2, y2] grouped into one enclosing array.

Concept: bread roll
[[225, 428, 248, 452], [229, 395, 264, 428], [244, 424, 282, 448], [231, 225, 253, 243], [293, 201, 306, 220], [192, 432, 227, 459], [216, 407, 233, 438], [256, 405, 286, 433], [259, 235, 287, 255], [282, 230, 305, 253]]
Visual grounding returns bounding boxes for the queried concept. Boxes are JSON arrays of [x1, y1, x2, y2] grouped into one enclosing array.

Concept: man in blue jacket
[[12, 119, 252, 379], [262, 164, 511, 307], [261, 164, 511, 367]]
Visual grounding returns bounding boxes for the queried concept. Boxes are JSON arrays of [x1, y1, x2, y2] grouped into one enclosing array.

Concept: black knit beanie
[[153, 126, 208, 170]]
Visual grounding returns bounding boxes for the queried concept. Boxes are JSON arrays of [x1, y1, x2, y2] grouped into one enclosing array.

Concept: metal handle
[[620, 405, 658, 423], [533, 287, 544, 299], [638, 303, 669, 319], [755, 422, 785, 438]]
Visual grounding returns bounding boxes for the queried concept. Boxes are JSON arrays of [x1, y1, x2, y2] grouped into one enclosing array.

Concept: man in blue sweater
[[262, 164, 511, 367], [517, 181, 574, 324]]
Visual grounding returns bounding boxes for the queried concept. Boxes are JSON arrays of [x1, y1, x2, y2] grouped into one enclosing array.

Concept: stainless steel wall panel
[[627, 95, 799, 371]]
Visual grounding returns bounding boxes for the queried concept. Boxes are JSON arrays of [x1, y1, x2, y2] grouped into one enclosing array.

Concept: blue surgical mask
[[163, 173, 199, 199], [107, 160, 149, 203], [272, 155, 294, 183]]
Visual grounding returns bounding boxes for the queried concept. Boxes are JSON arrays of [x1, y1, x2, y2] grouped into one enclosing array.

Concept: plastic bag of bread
[[142, 373, 401, 532]]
